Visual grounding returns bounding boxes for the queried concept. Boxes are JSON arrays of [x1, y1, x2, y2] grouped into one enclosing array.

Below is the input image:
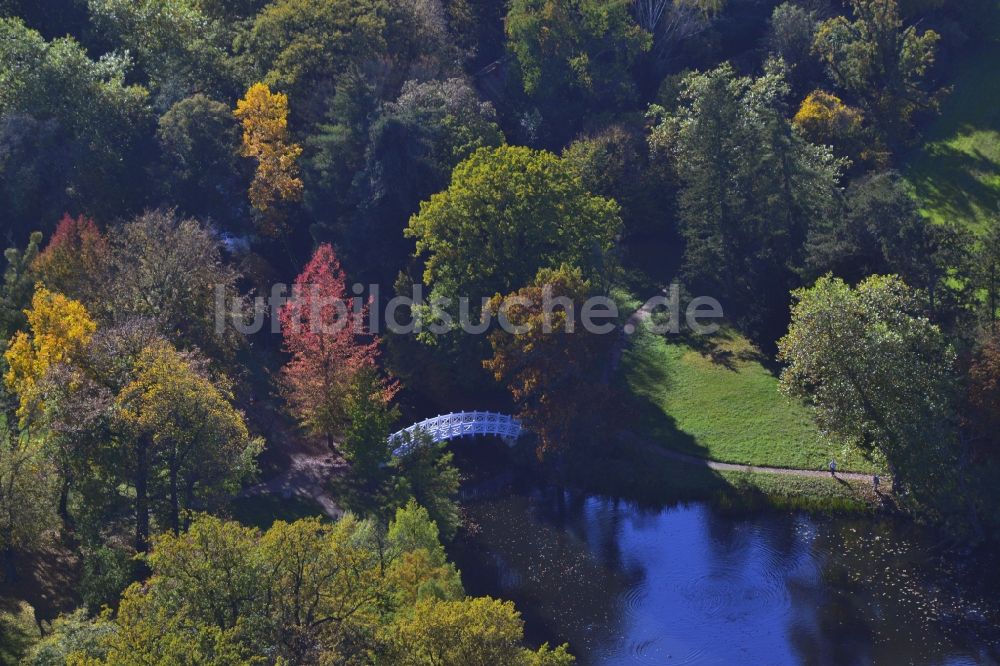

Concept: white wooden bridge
[[389, 411, 523, 457]]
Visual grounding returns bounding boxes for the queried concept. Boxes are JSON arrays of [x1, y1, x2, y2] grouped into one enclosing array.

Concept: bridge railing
[[389, 411, 523, 456]]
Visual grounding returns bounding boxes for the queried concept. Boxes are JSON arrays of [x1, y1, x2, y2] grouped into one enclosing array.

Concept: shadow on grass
[[567, 430, 874, 516], [689, 343, 739, 372], [620, 352, 708, 460], [568, 358, 747, 509], [652, 320, 788, 377], [909, 140, 1000, 228], [0, 537, 81, 654], [905, 23, 1000, 231], [592, 331, 873, 514]]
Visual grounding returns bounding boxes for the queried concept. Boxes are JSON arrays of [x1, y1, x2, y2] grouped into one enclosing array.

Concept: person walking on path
[[872, 473, 880, 492], [829, 459, 837, 476]]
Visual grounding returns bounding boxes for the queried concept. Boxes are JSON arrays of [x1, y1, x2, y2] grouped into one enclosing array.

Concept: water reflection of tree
[[452, 445, 1000, 664], [787, 518, 1000, 665], [533, 485, 634, 576], [452, 489, 634, 657]]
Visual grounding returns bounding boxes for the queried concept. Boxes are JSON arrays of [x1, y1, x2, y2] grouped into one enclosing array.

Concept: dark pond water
[[450, 467, 1000, 665]]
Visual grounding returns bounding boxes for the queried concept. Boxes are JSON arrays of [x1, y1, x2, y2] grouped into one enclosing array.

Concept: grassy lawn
[[906, 19, 1000, 233], [716, 469, 875, 513], [621, 326, 872, 473], [572, 436, 877, 515]]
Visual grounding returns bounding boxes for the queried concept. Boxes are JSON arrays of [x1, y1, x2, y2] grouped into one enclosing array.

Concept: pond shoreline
[[449, 444, 1000, 665], [473, 435, 889, 521]]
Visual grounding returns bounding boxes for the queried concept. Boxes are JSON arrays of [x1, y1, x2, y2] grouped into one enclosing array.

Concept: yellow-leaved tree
[[3, 286, 96, 426], [793, 90, 879, 168], [793, 90, 863, 142], [233, 82, 304, 234], [115, 340, 262, 547]]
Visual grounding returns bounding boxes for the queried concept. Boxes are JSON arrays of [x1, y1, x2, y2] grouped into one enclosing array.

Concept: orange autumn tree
[[279, 244, 384, 448], [484, 264, 611, 457], [234, 82, 303, 234]]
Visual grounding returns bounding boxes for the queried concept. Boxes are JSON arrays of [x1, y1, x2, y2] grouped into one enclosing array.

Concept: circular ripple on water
[[630, 637, 707, 665], [682, 573, 737, 617], [621, 582, 649, 618], [681, 565, 791, 621]]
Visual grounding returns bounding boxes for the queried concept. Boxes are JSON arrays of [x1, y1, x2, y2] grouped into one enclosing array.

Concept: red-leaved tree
[[279, 244, 382, 447], [33, 213, 110, 304]]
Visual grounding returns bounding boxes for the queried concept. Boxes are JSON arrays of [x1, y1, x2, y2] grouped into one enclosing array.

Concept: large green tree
[[344, 77, 505, 284], [238, 0, 387, 229], [115, 340, 262, 538], [505, 0, 650, 141], [155, 94, 249, 229], [335, 366, 403, 520], [87, 0, 241, 107], [390, 597, 574, 665], [812, 0, 943, 146], [778, 275, 959, 504], [649, 62, 844, 346], [243, 0, 459, 126], [561, 124, 672, 238], [766, 2, 820, 92], [0, 18, 150, 240], [406, 145, 621, 326]]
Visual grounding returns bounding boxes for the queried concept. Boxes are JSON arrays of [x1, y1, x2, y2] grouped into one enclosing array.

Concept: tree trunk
[[169, 462, 180, 536], [184, 479, 196, 531], [135, 437, 150, 555], [58, 475, 71, 524], [2, 545, 15, 583], [958, 433, 985, 542], [990, 262, 998, 330], [888, 460, 901, 494]]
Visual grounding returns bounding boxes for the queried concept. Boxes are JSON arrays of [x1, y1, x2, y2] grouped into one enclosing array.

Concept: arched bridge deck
[[389, 411, 523, 457]]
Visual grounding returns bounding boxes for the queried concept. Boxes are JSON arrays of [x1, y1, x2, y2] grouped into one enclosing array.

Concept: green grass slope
[[907, 23, 1000, 232], [622, 327, 872, 472]]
